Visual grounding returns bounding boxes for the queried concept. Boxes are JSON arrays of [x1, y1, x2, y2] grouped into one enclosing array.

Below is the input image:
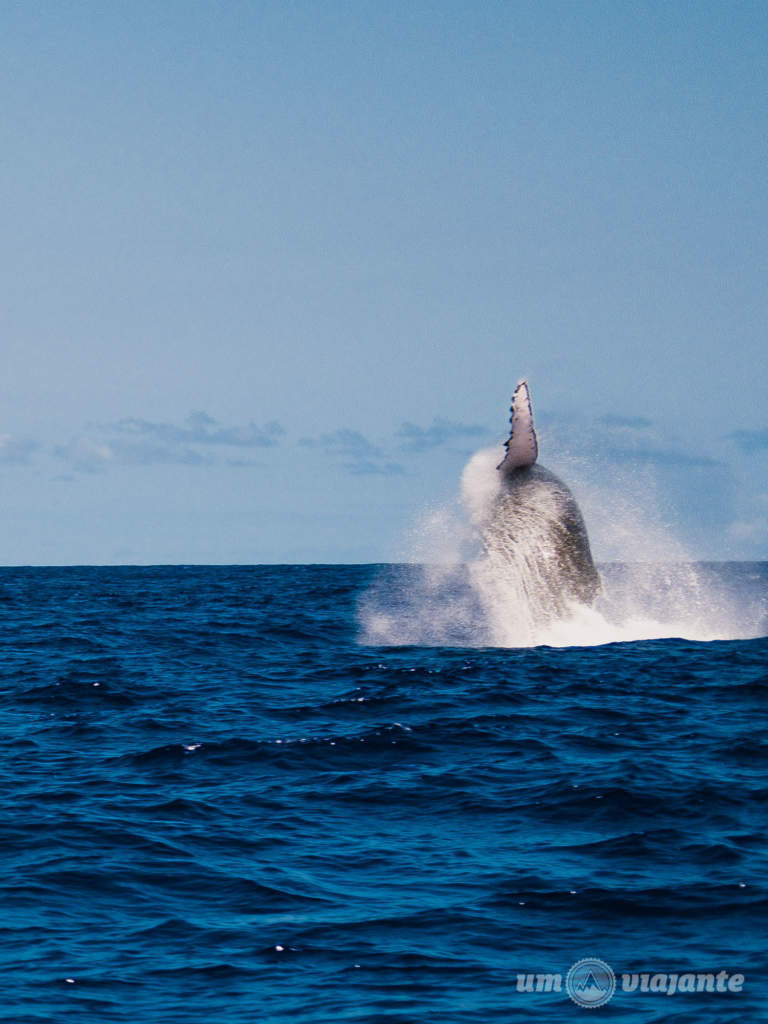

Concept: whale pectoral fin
[[497, 379, 538, 472]]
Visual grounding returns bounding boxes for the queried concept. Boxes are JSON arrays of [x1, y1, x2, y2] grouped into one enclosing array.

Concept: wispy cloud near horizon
[[728, 428, 768, 454], [0, 434, 38, 464], [298, 429, 405, 476], [298, 429, 382, 459], [543, 410, 725, 470], [55, 412, 286, 471], [605, 445, 723, 469], [109, 412, 285, 448], [54, 435, 213, 472], [396, 418, 489, 453], [599, 414, 654, 430], [29, 405, 741, 490]]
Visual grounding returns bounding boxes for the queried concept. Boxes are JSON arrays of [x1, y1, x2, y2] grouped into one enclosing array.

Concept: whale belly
[[483, 465, 600, 615]]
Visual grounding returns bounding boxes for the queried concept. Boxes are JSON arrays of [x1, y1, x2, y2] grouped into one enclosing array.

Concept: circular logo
[[566, 958, 616, 1008]]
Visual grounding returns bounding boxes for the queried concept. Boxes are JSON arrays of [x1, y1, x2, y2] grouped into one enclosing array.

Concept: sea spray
[[359, 447, 764, 647]]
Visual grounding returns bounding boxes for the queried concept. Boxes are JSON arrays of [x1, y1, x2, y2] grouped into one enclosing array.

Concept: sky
[[1, 0, 766, 564]]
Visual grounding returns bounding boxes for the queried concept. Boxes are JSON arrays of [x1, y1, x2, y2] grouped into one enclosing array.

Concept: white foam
[[359, 447, 765, 648]]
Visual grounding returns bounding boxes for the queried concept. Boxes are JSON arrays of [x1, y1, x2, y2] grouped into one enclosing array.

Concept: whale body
[[480, 381, 600, 616]]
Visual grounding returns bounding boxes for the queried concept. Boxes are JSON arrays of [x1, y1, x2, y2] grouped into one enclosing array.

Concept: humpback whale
[[480, 380, 600, 617]]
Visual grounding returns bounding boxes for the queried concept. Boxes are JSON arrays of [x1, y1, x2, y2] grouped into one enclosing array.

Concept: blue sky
[[1, 0, 766, 563]]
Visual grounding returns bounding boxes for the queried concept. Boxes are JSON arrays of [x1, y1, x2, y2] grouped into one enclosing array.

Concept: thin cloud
[[298, 429, 382, 459], [599, 414, 653, 430], [727, 517, 768, 542], [728, 428, 768, 453], [540, 413, 727, 475], [55, 435, 211, 471], [54, 436, 115, 473], [0, 434, 38, 464], [110, 412, 285, 448], [396, 418, 488, 453], [606, 445, 723, 468], [597, 414, 723, 467], [298, 429, 405, 475], [345, 459, 405, 476], [56, 411, 285, 471]]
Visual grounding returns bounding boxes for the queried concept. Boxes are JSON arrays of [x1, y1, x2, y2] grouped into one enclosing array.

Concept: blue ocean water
[[1, 563, 766, 1023]]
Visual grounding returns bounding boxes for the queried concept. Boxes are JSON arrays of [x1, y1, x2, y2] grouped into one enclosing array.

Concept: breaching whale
[[480, 380, 600, 616]]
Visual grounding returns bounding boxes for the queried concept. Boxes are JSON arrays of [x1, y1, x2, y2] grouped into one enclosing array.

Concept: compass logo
[[566, 958, 616, 1008]]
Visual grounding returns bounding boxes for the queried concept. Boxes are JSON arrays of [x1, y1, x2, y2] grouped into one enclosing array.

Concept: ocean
[[1, 563, 766, 1022]]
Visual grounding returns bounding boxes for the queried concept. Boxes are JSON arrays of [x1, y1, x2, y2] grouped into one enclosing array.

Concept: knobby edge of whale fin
[[497, 379, 539, 472]]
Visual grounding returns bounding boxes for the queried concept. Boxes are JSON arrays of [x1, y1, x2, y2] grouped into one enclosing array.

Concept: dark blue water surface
[[1, 565, 766, 1023]]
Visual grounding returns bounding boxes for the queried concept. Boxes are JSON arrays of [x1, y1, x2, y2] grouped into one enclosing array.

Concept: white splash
[[359, 448, 766, 648]]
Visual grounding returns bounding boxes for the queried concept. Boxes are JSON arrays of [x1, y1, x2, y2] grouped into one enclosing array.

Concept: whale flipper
[[485, 379, 600, 614], [497, 379, 538, 472]]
